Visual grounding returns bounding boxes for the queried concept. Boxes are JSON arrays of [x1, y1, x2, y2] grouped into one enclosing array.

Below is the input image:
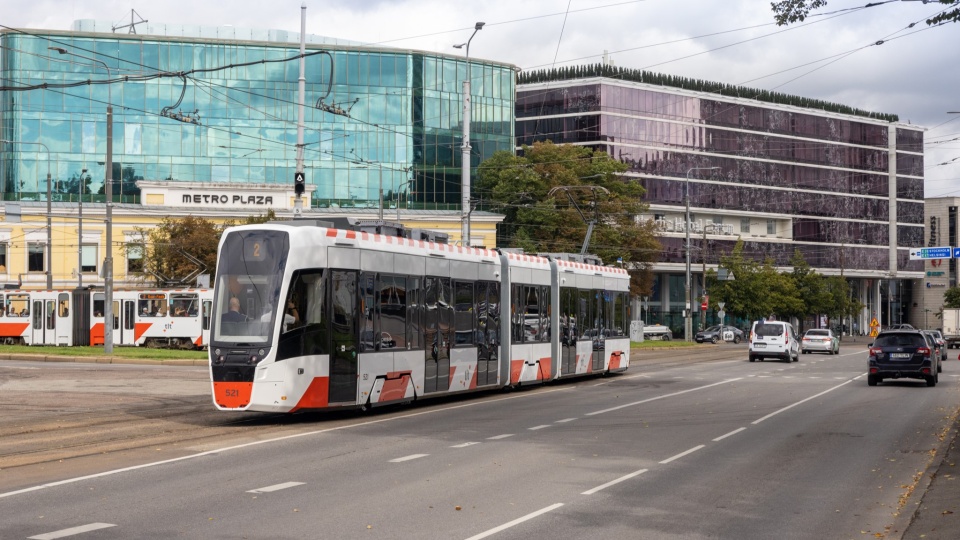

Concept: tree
[[772, 0, 960, 26], [476, 141, 661, 294], [143, 216, 223, 287], [943, 286, 960, 308], [708, 240, 803, 323]]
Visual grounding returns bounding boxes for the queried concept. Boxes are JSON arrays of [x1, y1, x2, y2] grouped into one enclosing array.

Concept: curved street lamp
[[454, 21, 485, 246], [49, 46, 116, 353], [685, 166, 720, 341]]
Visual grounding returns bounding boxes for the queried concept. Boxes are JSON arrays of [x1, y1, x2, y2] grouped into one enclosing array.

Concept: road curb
[[0, 353, 207, 366]]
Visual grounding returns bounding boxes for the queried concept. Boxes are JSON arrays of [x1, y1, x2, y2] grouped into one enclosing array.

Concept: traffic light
[[294, 171, 305, 196]]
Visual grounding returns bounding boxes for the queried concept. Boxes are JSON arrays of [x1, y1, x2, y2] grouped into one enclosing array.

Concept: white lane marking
[[581, 469, 648, 495], [586, 379, 741, 416], [713, 427, 746, 442], [659, 444, 706, 464], [487, 434, 513, 440], [555, 418, 577, 423], [1, 380, 578, 499], [528, 425, 551, 431], [29, 523, 116, 539], [451, 442, 480, 448], [712, 360, 739, 365], [389, 454, 429, 463], [464, 503, 564, 540], [752, 379, 854, 424], [593, 372, 650, 386], [247, 481, 304, 494]]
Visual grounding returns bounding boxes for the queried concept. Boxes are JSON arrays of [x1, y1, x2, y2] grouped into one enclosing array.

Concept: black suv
[[868, 330, 940, 387]]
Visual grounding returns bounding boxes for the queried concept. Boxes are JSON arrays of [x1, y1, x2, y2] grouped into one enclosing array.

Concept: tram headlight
[[259, 349, 265, 356], [248, 355, 259, 364], [214, 349, 221, 356]]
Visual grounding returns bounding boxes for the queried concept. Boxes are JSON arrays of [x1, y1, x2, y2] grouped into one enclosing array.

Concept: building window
[[81, 244, 98, 273], [740, 218, 750, 233], [127, 244, 144, 273], [0, 243, 7, 273], [27, 243, 45, 273], [766, 220, 776, 235]]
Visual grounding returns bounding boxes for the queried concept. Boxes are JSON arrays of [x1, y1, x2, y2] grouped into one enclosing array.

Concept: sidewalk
[[901, 414, 960, 539]]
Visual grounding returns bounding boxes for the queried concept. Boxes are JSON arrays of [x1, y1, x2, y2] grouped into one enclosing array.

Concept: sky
[[3, 0, 959, 196]]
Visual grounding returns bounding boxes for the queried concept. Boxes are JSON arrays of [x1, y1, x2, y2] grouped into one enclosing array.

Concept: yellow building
[[0, 181, 502, 290]]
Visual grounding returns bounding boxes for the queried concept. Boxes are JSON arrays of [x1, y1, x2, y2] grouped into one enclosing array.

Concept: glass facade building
[[0, 27, 515, 210], [518, 77, 925, 330]]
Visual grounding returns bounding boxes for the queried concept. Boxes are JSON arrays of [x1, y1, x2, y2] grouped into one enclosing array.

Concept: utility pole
[[293, 3, 306, 218], [701, 225, 707, 329]]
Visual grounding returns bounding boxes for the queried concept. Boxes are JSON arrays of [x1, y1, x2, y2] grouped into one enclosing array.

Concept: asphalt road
[[1, 344, 958, 540]]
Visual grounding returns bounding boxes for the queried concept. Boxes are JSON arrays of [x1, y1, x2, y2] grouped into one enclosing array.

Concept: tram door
[[120, 300, 136, 345], [55, 293, 71, 345], [31, 299, 58, 346], [329, 270, 358, 404]]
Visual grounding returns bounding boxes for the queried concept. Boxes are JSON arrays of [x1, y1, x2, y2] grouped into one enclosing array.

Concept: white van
[[749, 320, 800, 363]]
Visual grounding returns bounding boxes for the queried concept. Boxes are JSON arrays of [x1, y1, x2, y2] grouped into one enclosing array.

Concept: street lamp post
[[50, 47, 115, 353], [1, 139, 53, 289], [685, 166, 720, 341], [79, 168, 86, 288], [454, 21, 485, 247]]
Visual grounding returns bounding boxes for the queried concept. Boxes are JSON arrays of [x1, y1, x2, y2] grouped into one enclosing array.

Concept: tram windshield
[[212, 230, 289, 345]]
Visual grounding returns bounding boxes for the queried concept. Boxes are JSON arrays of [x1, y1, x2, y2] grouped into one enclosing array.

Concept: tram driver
[[221, 297, 248, 323]]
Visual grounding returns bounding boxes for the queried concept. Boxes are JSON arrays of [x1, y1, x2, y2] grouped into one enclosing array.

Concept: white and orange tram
[[0, 287, 213, 348], [210, 220, 632, 413]]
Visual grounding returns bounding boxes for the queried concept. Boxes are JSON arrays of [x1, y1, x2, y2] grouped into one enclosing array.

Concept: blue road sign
[[909, 247, 952, 260], [954, 247, 960, 259]]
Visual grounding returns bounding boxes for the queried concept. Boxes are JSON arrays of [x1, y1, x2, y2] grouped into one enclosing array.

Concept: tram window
[[425, 277, 452, 358], [359, 273, 377, 352], [511, 284, 523, 344], [277, 269, 326, 361], [486, 282, 500, 347], [46, 300, 55, 329], [113, 301, 120, 329], [33, 301, 42, 329], [406, 277, 422, 350], [454, 281, 474, 346], [202, 301, 212, 331], [93, 294, 104, 318], [614, 292, 626, 337], [475, 282, 487, 346], [58, 294, 69, 317], [124, 302, 135, 330], [170, 294, 198, 317], [540, 285, 551, 342], [379, 275, 405, 350], [593, 289, 605, 337], [438, 278, 452, 356], [560, 287, 576, 344], [8, 294, 29, 317], [522, 285, 541, 343], [577, 289, 591, 340]]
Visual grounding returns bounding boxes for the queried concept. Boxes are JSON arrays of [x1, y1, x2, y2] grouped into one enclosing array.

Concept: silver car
[[801, 329, 840, 355]]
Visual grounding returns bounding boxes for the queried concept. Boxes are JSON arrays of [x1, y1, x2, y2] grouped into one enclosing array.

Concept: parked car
[[867, 329, 940, 386], [801, 329, 840, 355], [749, 320, 800, 363], [695, 325, 744, 344]]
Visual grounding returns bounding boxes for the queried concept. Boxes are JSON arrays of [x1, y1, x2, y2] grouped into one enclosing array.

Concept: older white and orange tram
[[0, 287, 213, 348], [210, 220, 632, 413]]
